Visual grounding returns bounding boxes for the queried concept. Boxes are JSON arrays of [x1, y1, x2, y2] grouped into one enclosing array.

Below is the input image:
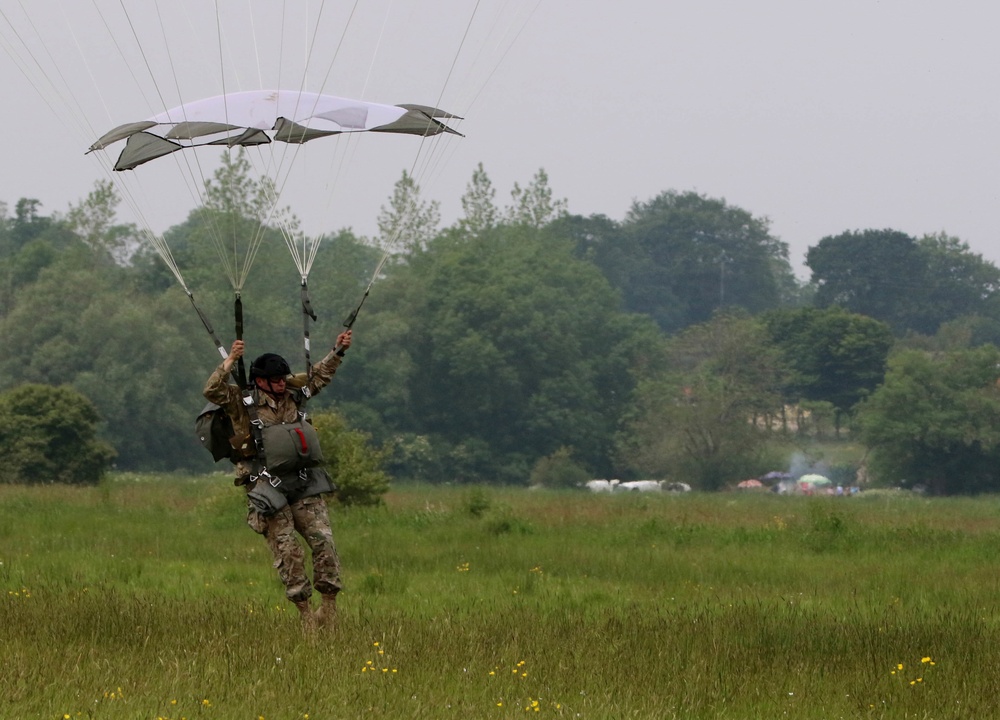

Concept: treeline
[[3, 156, 1000, 494]]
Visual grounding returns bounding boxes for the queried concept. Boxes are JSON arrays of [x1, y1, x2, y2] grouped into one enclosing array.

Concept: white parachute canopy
[[89, 90, 462, 171]]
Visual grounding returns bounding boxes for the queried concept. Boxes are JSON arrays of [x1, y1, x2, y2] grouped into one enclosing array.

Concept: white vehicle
[[617, 480, 663, 493], [585, 479, 620, 493]]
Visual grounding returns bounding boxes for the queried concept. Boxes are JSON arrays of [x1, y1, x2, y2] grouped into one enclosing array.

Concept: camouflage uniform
[[203, 350, 344, 603]]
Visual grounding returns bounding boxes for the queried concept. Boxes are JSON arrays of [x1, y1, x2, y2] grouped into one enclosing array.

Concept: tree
[[618, 312, 788, 490], [66, 180, 141, 265], [807, 229, 1000, 336], [856, 347, 1000, 494], [505, 168, 567, 229], [0, 384, 116, 484], [763, 306, 894, 431], [353, 223, 662, 481], [11, 198, 51, 249], [915, 232, 1000, 332], [457, 162, 498, 238], [600, 190, 794, 332], [311, 410, 390, 506], [377, 170, 440, 252], [529, 447, 590, 488], [806, 229, 926, 334]]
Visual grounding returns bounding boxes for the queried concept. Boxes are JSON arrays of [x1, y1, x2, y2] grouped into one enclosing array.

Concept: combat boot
[[294, 599, 317, 633], [315, 592, 337, 630]]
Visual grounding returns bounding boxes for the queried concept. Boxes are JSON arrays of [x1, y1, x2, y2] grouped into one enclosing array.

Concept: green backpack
[[195, 402, 241, 464]]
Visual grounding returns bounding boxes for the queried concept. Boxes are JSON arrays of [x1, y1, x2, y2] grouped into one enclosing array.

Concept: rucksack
[[195, 402, 241, 464]]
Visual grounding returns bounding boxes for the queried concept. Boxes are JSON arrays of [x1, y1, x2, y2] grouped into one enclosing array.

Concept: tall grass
[[2, 475, 999, 718]]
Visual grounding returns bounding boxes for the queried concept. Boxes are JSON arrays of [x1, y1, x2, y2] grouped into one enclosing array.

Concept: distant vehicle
[[618, 480, 663, 493], [585, 479, 620, 493]]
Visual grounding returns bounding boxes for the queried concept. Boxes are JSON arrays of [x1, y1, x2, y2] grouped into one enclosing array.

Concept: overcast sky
[[1, 0, 997, 278]]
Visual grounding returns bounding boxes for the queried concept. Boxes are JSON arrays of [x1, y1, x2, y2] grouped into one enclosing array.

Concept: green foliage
[[806, 229, 1000, 336], [856, 346, 1000, 494], [19, 167, 995, 495], [583, 190, 796, 332], [916, 232, 1000, 332], [462, 486, 492, 517], [0, 383, 115, 484], [504, 167, 567, 228], [310, 410, 390, 506], [456, 162, 498, 238], [764, 306, 894, 425], [65, 180, 141, 264], [357, 220, 661, 479], [619, 312, 787, 489], [0, 256, 209, 471], [377, 169, 440, 252], [807, 228, 925, 334], [528, 447, 590, 488]]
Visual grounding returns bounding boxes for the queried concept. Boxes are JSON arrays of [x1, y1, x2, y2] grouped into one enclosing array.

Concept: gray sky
[[2, 0, 998, 278]]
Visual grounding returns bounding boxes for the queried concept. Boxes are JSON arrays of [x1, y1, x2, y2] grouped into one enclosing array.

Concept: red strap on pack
[[294, 427, 308, 453]]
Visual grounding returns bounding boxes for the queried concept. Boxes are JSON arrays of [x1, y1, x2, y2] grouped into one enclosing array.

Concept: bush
[[310, 410, 390, 506], [529, 447, 590, 489], [0, 383, 116, 484]]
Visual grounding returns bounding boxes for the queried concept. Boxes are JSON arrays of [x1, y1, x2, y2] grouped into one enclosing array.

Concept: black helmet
[[250, 353, 291, 380]]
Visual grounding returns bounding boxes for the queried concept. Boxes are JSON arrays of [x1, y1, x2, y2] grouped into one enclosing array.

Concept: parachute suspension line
[[115, 0, 173, 116], [0, 5, 195, 295], [247, 0, 264, 88], [89, 0, 222, 257], [214, 3, 241, 291], [432, 0, 484, 114], [309, 0, 358, 96], [262, 0, 360, 225], [311, 0, 388, 228], [117, 0, 249, 296], [277, 0, 288, 92], [154, 0, 232, 238], [343, 0, 520, 332], [458, 0, 544, 117], [186, 291, 232, 366], [99, 0, 223, 265], [2, 3, 97, 145], [215, 0, 228, 104]]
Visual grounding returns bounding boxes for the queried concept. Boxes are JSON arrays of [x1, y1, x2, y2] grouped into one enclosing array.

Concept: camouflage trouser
[[256, 495, 343, 603]]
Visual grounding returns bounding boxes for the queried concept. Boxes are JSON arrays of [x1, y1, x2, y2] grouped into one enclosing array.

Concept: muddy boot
[[315, 592, 337, 630], [294, 599, 317, 633]]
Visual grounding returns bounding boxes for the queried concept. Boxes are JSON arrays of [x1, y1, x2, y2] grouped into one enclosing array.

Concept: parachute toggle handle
[[335, 288, 368, 356]]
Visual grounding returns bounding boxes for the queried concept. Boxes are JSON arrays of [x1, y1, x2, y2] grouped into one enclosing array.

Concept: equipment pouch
[[284, 466, 335, 504], [246, 475, 289, 516], [260, 420, 325, 475]]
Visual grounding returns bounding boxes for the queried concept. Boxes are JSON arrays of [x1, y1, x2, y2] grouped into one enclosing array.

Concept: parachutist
[[203, 330, 353, 632]]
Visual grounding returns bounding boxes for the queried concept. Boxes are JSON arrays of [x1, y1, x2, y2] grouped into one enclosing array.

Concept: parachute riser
[[234, 294, 248, 389], [186, 291, 243, 386], [301, 277, 318, 383]]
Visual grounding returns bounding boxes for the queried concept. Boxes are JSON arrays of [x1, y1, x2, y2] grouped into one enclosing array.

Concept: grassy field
[[2, 475, 999, 719]]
